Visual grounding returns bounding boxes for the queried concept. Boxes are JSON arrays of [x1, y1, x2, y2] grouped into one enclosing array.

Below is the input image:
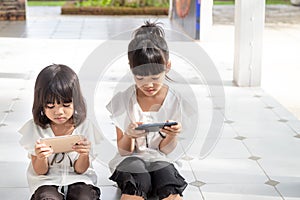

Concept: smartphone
[[135, 122, 178, 132], [40, 135, 84, 153]]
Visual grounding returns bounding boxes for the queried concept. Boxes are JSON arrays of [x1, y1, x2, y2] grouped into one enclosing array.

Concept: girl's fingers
[[160, 128, 180, 136], [72, 139, 91, 154], [134, 129, 146, 135], [39, 147, 52, 152], [75, 138, 90, 146], [36, 148, 53, 159], [36, 143, 47, 148], [125, 122, 146, 138], [163, 126, 180, 133]]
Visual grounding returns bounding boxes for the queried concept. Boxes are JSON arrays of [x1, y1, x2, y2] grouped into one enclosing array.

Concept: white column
[[233, 0, 265, 86], [199, 0, 213, 41]]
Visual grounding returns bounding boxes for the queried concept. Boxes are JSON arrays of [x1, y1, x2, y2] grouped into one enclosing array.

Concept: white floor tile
[[244, 138, 300, 161], [190, 158, 267, 184], [0, 162, 28, 187], [208, 138, 250, 159], [0, 188, 30, 200], [0, 144, 28, 162], [201, 184, 282, 200], [277, 182, 300, 200], [221, 124, 239, 138], [260, 95, 286, 109], [231, 120, 296, 138], [258, 158, 300, 183], [182, 185, 204, 200], [286, 120, 300, 134], [178, 159, 197, 184], [225, 99, 279, 122], [272, 106, 300, 121], [100, 186, 120, 200]]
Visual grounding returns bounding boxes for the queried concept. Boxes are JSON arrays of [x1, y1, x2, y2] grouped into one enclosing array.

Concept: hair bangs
[[43, 77, 73, 106], [131, 63, 165, 76]]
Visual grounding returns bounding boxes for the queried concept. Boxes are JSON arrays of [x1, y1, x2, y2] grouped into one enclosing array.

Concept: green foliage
[[214, 0, 234, 5], [77, 0, 169, 7], [27, 1, 66, 6], [266, 0, 290, 4], [213, 0, 290, 5], [28, 0, 291, 7]]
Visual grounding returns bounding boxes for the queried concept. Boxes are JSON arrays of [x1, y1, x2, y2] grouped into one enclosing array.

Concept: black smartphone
[[135, 122, 178, 132]]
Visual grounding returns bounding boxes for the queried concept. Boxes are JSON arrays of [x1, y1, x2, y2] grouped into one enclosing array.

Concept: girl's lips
[[55, 117, 66, 121], [145, 88, 155, 92]]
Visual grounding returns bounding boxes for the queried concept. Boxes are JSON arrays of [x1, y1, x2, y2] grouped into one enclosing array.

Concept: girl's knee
[[32, 185, 63, 200], [66, 183, 100, 200], [117, 157, 147, 173]]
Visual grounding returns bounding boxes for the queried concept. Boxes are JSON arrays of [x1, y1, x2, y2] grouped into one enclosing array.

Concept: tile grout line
[[0, 72, 32, 126], [220, 90, 286, 199], [178, 142, 205, 200], [228, 119, 286, 200], [186, 158, 206, 200], [254, 88, 300, 136]]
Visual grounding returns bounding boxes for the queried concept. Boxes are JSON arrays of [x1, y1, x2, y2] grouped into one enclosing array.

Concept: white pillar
[[199, 0, 213, 41], [233, 0, 265, 86]]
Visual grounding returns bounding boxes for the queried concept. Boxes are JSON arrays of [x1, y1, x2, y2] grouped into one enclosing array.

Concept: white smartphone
[[40, 135, 84, 153]]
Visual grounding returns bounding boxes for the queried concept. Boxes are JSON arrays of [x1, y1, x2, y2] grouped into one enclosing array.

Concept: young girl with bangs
[[106, 21, 188, 200], [19, 64, 102, 200]]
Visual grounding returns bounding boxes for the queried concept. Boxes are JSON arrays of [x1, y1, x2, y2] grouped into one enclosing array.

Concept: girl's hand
[[72, 137, 91, 156], [35, 140, 53, 160], [124, 122, 146, 139], [160, 121, 182, 137]]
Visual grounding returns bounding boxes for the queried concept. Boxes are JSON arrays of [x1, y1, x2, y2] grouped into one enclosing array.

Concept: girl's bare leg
[[120, 194, 144, 200], [162, 194, 183, 200]]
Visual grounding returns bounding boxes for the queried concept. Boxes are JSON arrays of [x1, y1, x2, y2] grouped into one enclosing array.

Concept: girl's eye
[[136, 77, 144, 81], [46, 104, 55, 109], [63, 104, 71, 107], [151, 75, 161, 80]]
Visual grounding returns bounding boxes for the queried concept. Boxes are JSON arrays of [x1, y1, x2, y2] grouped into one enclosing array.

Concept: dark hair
[[132, 20, 165, 38], [32, 64, 86, 129], [128, 21, 169, 76]]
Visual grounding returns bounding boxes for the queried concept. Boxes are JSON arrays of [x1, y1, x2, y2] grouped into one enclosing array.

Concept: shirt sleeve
[[79, 120, 104, 160], [18, 119, 43, 157], [106, 86, 134, 133]]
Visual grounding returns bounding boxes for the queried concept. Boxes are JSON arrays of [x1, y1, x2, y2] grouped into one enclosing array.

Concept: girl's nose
[[54, 106, 64, 115], [144, 82, 154, 87]]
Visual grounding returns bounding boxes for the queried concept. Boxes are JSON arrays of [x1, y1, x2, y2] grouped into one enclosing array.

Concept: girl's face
[[134, 72, 165, 97], [44, 101, 74, 125]]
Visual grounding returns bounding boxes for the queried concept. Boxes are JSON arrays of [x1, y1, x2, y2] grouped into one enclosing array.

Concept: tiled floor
[[1, 5, 300, 200]]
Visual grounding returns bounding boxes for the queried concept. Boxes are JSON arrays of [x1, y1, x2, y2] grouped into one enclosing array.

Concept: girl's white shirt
[[106, 85, 190, 172], [19, 119, 103, 195]]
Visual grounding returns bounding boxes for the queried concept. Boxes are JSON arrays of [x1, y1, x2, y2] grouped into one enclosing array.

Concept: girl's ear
[[166, 60, 171, 73]]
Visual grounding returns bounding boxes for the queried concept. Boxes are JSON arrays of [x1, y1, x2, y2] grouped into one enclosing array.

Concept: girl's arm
[[31, 155, 49, 175], [116, 127, 135, 156], [116, 123, 146, 156], [73, 138, 90, 174], [159, 135, 178, 155], [159, 122, 181, 154], [32, 141, 53, 175]]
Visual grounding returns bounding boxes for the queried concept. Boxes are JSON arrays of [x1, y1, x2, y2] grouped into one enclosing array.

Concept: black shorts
[[30, 182, 101, 200], [109, 157, 187, 200]]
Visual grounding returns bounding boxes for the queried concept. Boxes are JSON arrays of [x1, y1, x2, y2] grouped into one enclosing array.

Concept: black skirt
[[109, 156, 187, 200]]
